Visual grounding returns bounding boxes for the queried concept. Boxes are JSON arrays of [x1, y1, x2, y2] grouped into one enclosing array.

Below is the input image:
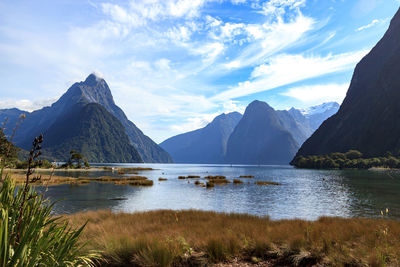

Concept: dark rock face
[[61, 74, 173, 163], [0, 108, 25, 136], [160, 112, 242, 163], [225, 101, 299, 165], [43, 103, 143, 163], [293, 8, 400, 159], [1, 74, 172, 163]]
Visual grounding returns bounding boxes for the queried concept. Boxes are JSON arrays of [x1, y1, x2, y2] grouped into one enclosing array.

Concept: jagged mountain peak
[[212, 112, 242, 123], [84, 73, 105, 85], [299, 102, 340, 116]]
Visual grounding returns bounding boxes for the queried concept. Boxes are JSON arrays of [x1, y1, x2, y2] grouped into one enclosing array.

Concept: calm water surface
[[39, 164, 400, 220]]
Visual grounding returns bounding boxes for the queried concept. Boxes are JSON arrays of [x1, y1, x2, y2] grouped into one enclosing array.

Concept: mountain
[[276, 110, 310, 146], [160, 112, 242, 163], [293, 8, 400, 160], [60, 74, 172, 163], [0, 108, 26, 137], [298, 102, 340, 131], [225, 101, 299, 164], [1, 74, 171, 163], [276, 102, 339, 146], [42, 103, 142, 163]]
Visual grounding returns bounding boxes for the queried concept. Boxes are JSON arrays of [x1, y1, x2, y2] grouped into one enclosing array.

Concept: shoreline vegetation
[[4, 168, 280, 187], [67, 209, 400, 266], [292, 150, 400, 170]]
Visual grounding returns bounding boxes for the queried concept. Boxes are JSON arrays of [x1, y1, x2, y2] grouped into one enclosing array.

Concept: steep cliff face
[[51, 74, 173, 163], [43, 103, 143, 163], [160, 112, 242, 163], [293, 8, 400, 159], [225, 101, 299, 165], [5, 74, 171, 163]]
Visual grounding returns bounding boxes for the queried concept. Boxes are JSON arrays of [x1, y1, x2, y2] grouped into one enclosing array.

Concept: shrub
[[345, 150, 363, 160], [0, 134, 97, 266]]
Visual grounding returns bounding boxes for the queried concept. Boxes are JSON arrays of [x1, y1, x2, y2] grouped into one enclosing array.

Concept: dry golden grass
[[116, 167, 154, 171], [233, 179, 243, 184], [67, 210, 400, 266], [6, 172, 153, 187], [114, 180, 154, 186], [239, 175, 254, 178], [7, 172, 90, 186], [204, 175, 226, 180], [255, 181, 281, 186]]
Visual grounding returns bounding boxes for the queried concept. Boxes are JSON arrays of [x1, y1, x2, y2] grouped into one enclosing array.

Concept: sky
[[0, 0, 399, 142]]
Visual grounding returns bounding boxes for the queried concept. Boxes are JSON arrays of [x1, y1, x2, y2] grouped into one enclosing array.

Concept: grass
[[116, 167, 154, 171], [67, 209, 400, 266], [204, 175, 226, 180], [159, 178, 168, 181], [255, 181, 281, 186], [239, 175, 254, 178], [210, 179, 230, 185], [114, 180, 154, 186], [194, 180, 205, 187], [5, 172, 154, 187], [233, 179, 243, 184]]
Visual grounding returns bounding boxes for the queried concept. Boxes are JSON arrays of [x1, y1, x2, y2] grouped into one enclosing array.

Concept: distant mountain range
[[0, 74, 172, 163], [161, 101, 339, 164], [1, 74, 341, 165], [160, 112, 242, 163], [293, 7, 400, 161]]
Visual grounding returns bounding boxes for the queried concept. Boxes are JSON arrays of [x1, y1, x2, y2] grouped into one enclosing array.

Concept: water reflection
[[38, 164, 400, 220]]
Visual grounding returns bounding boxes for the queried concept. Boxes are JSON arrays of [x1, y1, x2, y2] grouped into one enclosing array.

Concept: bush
[[292, 149, 400, 170], [0, 134, 97, 266], [345, 150, 363, 160], [0, 174, 97, 266]]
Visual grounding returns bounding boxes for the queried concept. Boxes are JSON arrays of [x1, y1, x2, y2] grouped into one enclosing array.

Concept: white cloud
[[356, 19, 381, 31], [259, 0, 306, 18], [282, 83, 349, 105], [0, 98, 57, 112], [213, 50, 368, 101], [221, 13, 315, 70], [0, 0, 375, 142], [101, 0, 214, 27]]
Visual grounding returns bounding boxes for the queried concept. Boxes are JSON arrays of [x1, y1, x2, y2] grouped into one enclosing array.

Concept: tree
[[345, 150, 363, 160], [66, 150, 90, 169], [0, 128, 18, 168]]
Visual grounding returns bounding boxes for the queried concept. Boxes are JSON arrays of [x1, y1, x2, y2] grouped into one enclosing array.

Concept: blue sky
[[0, 0, 399, 142]]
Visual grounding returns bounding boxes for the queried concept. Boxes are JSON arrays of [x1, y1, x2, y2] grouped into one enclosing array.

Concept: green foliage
[[0, 174, 97, 266], [0, 134, 98, 266], [0, 129, 18, 168], [345, 150, 363, 160], [61, 150, 90, 169], [293, 150, 400, 170], [43, 103, 143, 163]]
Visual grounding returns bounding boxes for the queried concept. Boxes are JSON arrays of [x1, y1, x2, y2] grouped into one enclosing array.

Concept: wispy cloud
[[212, 50, 368, 101], [356, 19, 382, 31], [282, 83, 349, 105], [0, 98, 57, 112], [0, 0, 394, 141]]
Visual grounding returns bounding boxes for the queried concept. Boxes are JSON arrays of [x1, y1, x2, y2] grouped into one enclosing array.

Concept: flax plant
[[0, 134, 98, 266]]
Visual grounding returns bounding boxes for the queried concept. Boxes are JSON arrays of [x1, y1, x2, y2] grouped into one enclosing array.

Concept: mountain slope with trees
[[293, 7, 400, 162]]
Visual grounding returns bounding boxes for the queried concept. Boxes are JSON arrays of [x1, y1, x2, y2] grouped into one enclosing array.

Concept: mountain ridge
[[292, 7, 400, 160]]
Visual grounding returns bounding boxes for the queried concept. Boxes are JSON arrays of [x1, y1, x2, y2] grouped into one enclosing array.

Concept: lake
[[38, 164, 400, 220]]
